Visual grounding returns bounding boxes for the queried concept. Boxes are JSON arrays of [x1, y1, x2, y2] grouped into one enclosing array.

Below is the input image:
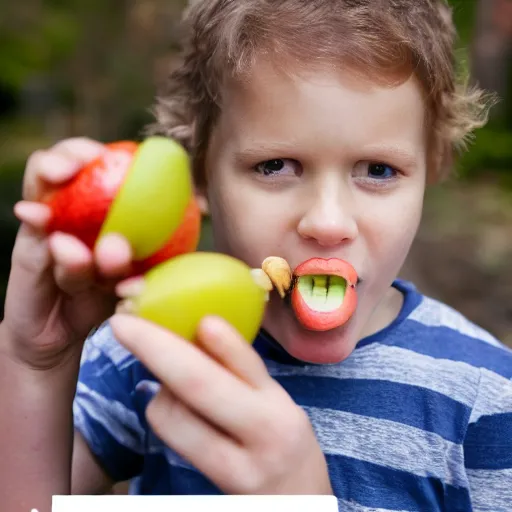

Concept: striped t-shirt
[[73, 279, 512, 511]]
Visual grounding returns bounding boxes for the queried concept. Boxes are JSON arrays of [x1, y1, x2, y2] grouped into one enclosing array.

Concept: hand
[[1, 137, 133, 370], [110, 313, 333, 495]]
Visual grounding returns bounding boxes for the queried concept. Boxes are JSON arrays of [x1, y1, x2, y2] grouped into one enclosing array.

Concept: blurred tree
[[471, 0, 512, 127], [0, 0, 188, 145], [0, 0, 510, 331]]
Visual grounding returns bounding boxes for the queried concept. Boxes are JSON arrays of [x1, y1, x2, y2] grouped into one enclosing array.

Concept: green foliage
[[449, 0, 478, 47], [0, 5, 79, 90], [0, 0, 510, 182], [458, 128, 512, 179]]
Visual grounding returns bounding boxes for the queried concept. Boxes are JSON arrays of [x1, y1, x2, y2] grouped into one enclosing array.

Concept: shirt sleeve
[[73, 321, 145, 483], [464, 368, 512, 511]]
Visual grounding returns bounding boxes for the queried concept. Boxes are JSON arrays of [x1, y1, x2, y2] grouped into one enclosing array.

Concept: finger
[[49, 232, 96, 295], [94, 234, 134, 279], [23, 150, 49, 201], [110, 314, 259, 441], [51, 137, 105, 163], [13, 201, 51, 231], [196, 316, 271, 389], [22, 138, 104, 201], [115, 276, 145, 298], [37, 152, 87, 185], [10, 223, 52, 280], [146, 386, 250, 492], [23, 150, 81, 201]]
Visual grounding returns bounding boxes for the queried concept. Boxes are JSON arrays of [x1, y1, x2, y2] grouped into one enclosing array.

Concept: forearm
[[0, 328, 81, 512]]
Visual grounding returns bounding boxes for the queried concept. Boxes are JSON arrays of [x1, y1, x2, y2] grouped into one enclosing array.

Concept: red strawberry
[[43, 140, 201, 276], [44, 141, 138, 250]]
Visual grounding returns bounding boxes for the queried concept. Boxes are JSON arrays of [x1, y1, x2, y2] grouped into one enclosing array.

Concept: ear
[[194, 184, 210, 216]]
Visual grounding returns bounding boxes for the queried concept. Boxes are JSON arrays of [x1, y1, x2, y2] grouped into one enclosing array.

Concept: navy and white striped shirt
[[73, 280, 512, 511]]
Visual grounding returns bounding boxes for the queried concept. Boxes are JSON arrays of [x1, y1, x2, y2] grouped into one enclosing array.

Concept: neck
[[359, 285, 405, 340]]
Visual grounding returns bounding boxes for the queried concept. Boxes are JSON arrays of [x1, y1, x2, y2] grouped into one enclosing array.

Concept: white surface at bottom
[[50, 495, 339, 512]]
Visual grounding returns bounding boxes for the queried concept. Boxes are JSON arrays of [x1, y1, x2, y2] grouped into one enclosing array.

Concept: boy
[[1, 0, 511, 511]]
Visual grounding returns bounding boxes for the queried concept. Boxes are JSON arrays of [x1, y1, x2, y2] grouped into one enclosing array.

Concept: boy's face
[[200, 60, 428, 364]]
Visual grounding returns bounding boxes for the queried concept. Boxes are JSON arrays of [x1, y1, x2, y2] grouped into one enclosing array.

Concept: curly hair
[[146, 0, 495, 183]]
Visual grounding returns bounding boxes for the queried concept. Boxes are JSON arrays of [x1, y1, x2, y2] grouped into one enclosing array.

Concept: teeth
[[297, 274, 347, 313], [312, 276, 328, 300]]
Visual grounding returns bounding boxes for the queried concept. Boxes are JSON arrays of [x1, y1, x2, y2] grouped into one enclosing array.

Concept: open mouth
[[290, 258, 358, 331], [256, 256, 358, 332]]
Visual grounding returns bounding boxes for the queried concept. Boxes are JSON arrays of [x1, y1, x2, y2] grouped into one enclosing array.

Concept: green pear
[[127, 252, 268, 343], [99, 136, 192, 260]]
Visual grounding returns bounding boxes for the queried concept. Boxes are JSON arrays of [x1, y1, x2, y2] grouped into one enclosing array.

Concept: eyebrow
[[360, 144, 421, 168], [232, 142, 421, 168], [232, 142, 300, 161]]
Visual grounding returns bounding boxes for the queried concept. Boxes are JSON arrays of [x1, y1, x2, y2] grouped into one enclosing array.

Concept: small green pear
[[124, 252, 268, 343]]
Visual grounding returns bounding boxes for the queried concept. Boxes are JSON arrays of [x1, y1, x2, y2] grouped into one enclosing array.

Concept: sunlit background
[[0, 0, 511, 344]]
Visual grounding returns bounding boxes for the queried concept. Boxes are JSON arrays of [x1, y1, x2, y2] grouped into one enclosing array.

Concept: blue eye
[[367, 163, 397, 179], [352, 161, 400, 189]]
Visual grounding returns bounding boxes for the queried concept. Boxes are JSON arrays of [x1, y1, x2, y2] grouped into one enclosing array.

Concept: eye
[[254, 159, 302, 177], [353, 161, 399, 185], [367, 163, 397, 179]]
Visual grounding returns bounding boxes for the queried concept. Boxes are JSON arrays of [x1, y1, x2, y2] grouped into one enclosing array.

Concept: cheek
[[361, 189, 423, 272], [206, 181, 290, 267]]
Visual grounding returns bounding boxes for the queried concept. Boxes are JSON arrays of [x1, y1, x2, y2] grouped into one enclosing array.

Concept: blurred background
[[0, 0, 511, 344]]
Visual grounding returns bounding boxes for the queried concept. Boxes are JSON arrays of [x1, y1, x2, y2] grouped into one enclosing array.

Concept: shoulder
[[408, 291, 504, 348], [390, 280, 512, 379]]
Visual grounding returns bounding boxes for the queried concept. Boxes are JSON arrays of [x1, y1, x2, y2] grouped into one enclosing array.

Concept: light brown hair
[[147, 0, 494, 183]]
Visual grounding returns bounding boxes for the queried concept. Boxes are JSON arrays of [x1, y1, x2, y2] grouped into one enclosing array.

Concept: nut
[[262, 256, 292, 299]]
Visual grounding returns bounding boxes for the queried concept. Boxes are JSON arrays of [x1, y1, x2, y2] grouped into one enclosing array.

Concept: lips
[[290, 257, 358, 332]]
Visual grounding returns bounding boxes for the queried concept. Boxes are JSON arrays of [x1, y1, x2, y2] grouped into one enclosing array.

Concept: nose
[[297, 177, 358, 247]]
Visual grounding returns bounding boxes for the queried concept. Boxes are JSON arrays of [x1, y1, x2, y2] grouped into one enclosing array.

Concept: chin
[[263, 302, 359, 365]]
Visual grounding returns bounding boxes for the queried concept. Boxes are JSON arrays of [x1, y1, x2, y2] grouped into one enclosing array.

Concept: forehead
[[213, 59, 428, 158]]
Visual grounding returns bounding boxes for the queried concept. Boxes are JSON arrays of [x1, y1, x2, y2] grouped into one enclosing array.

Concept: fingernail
[[96, 233, 121, 252], [109, 313, 127, 330], [199, 315, 227, 335], [13, 201, 51, 225], [96, 233, 132, 259], [136, 380, 161, 395], [115, 299, 136, 315], [49, 231, 84, 258], [109, 313, 141, 337], [135, 380, 161, 405], [116, 277, 145, 298], [52, 230, 89, 249]]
